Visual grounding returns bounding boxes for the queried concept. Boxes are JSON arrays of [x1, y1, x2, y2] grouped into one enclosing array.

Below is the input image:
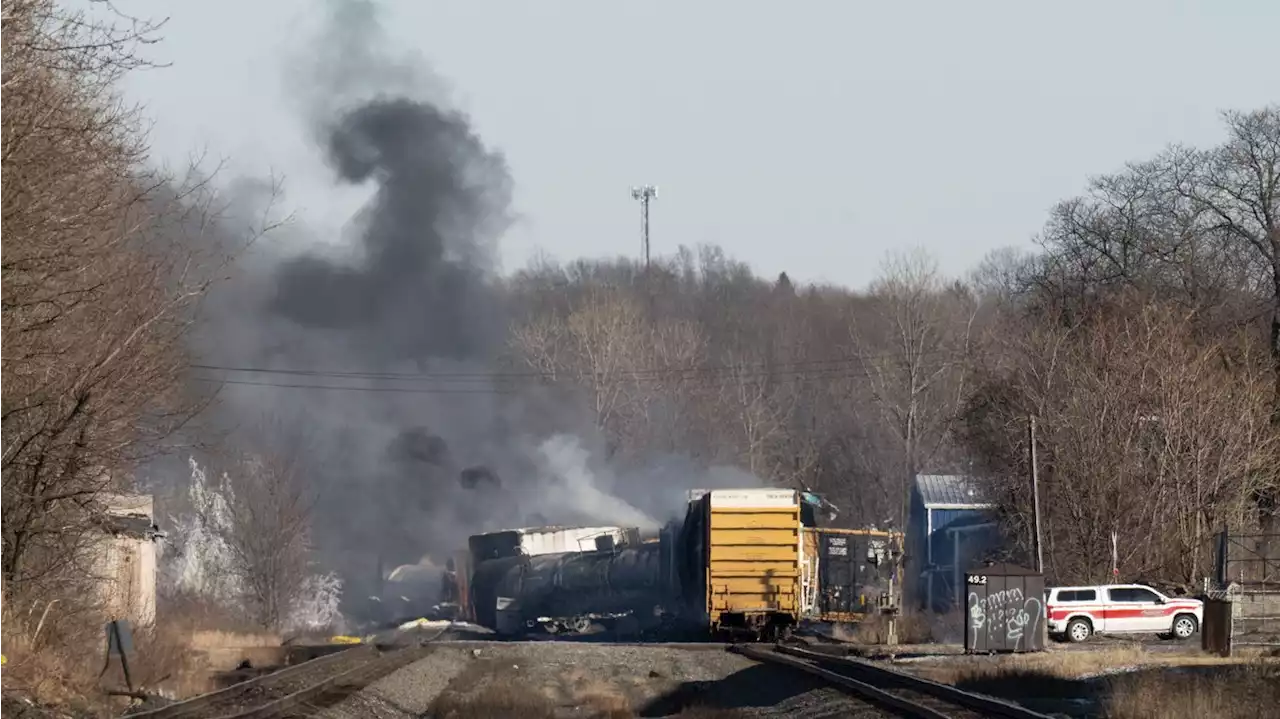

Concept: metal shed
[[908, 474, 997, 611], [963, 563, 1046, 653]]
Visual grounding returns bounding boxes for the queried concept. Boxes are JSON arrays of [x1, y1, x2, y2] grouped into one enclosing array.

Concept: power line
[[190, 371, 870, 395], [193, 364, 863, 389], [188, 347, 961, 384], [190, 377, 521, 395], [188, 358, 853, 383], [187, 359, 948, 396]]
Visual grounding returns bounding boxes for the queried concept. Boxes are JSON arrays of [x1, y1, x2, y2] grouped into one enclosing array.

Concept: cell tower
[[630, 185, 658, 273]]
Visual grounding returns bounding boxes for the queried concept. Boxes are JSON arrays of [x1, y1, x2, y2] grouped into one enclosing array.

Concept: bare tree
[[2, 0, 175, 594], [1, 0, 280, 599], [219, 424, 316, 632], [714, 354, 795, 476], [852, 248, 977, 525], [1029, 106, 1280, 536], [509, 282, 708, 459], [961, 298, 1280, 584]]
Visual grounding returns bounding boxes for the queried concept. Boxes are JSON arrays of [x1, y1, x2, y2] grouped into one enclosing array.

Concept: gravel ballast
[[314, 646, 473, 719], [316, 641, 894, 718]]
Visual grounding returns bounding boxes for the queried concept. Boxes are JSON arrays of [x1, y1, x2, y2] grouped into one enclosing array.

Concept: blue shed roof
[[915, 474, 991, 508]]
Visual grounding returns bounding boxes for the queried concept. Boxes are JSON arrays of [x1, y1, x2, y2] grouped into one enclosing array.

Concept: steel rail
[[127, 627, 450, 719], [736, 644, 1054, 719], [222, 645, 429, 719], [125, 646, 374, 719]]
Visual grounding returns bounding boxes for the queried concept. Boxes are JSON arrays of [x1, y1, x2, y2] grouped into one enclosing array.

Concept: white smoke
[[533, 434, 661, 531]]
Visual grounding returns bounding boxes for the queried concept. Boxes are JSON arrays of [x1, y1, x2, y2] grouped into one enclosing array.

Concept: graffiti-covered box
[[963, 563, 1046, 653]]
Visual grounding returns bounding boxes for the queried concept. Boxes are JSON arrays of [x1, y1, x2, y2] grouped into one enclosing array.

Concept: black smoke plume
[[181, 0, 761, 622], [271, 97, 508, 361]]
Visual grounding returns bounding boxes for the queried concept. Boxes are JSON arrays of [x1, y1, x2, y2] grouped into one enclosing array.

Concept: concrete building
[[907, 475, 998, 612], [92, 494, 162, 626]]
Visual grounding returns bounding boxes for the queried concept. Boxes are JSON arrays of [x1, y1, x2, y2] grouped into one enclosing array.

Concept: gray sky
[[104, 0, 1278, 288]]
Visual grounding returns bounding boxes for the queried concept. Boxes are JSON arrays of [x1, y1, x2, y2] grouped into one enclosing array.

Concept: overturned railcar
[[462, 525, 659, 634], [472, 543, 667, 634]]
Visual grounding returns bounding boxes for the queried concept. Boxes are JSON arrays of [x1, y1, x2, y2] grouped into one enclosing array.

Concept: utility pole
[[630, 185, 657, 274], [1029, 415, 1044, 574]]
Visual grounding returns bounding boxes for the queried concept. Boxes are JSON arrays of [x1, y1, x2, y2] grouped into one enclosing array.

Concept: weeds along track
[[128, 633, 443, 719], [735, 644, 1055, 719]]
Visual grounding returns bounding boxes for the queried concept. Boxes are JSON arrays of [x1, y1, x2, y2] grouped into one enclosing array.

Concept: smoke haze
[[187, 0, 762, 617]]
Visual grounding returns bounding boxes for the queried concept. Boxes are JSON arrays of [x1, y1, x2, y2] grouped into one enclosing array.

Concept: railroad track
[[735, 644, 1054, 719], [127, 636, 438, 719]]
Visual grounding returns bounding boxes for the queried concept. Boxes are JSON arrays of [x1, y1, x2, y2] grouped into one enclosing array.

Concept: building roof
[[111, 515, 157, 539], [100, 493, 153, 517], [915, 474, 992, 509], [89, 493, 160, 540]]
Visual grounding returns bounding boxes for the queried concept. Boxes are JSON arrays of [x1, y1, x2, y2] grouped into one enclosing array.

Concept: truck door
[[1105, 586, 1164, 632], [1123, 586, 1169, 632]]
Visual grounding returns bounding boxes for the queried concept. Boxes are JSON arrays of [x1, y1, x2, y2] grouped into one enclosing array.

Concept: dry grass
[[430, 677, 561, 719], [1, 599, 112, 713], [916, 645, 1275, 686], [136, 596, 284, 697], [830, 611, 951, 645], [156, 592, 268, 636], [1, 592, 287, 713], [1103, 662, 1280, 719], [911, 645, 1280, 719], [569, 676, 633, 716], [186, 629, 281, 650]]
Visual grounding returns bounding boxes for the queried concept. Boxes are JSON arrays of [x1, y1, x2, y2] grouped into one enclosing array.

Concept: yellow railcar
[[680, 488, 802, 640]]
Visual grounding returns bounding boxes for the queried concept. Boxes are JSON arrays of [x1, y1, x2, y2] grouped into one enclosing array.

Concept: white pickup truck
[[1045, 583, 1203, 642]]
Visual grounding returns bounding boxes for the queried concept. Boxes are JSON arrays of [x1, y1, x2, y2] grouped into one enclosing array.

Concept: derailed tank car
[[462, 525, 655, 634], [472, 542, 668, 635]]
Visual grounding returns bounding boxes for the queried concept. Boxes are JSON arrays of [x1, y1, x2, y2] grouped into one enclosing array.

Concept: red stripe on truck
[[1047, 604, 1199, 621]]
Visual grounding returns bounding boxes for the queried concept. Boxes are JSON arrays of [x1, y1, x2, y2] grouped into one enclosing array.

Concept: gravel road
[[314, 640, 896, 718]]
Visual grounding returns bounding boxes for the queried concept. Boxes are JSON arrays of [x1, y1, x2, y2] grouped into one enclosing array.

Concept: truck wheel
[[1171, 614, 1198, 640], [1066, 618, 1092, 643]]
